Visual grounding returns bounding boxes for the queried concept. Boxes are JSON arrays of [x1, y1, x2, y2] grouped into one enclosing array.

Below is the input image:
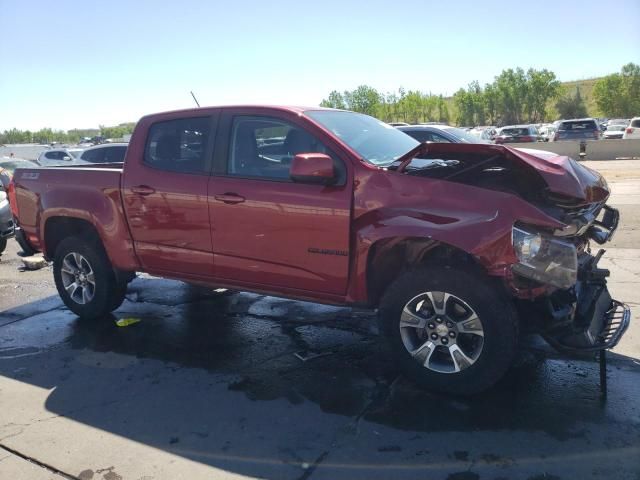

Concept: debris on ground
[[21, 255, 48, 270], [115, 317, 142, 327], [294, 350, 333, 362]]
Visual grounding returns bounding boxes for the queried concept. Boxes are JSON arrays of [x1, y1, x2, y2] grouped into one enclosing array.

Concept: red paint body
[[12, 106, 610, 307]]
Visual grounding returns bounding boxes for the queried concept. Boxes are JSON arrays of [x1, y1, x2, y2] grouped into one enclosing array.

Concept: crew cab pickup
[[10, 106, 630, 394]]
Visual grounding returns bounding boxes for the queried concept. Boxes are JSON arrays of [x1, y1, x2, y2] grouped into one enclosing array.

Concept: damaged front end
[[513, 200, 630, 354], [389, 142, 630, 354]]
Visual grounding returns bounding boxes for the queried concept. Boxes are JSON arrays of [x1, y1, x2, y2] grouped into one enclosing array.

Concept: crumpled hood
[[507, 147, 610, 204]]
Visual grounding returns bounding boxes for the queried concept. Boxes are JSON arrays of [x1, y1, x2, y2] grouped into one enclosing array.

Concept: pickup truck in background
[[9, 106, 630, 394]]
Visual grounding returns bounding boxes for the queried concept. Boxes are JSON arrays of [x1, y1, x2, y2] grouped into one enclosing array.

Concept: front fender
[[347, 170, 563, 304]]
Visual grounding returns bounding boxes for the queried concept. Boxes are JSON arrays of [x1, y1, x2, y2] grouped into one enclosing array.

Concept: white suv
[[622, 117, 640, 139]]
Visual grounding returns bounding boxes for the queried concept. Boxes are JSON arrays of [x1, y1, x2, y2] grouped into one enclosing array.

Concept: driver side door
[[208, 111, 352, 295]]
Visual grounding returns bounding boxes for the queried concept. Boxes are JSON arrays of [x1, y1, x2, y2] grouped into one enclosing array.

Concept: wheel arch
[[366, 236, 488, 306], [43, 217, 103, 259]]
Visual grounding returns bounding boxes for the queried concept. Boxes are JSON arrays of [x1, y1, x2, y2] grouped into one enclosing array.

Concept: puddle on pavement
[[1, 278, 639, 442]]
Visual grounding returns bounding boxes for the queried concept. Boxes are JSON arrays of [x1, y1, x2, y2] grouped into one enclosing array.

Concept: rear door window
[[144, 117, 210, 174]]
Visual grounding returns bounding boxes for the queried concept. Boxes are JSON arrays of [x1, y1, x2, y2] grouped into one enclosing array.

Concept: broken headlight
[[512, 226, 578, 289]]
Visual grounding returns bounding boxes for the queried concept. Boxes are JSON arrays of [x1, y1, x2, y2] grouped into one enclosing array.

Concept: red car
[[10, 106, 629, 394], [494, 125, 539, 144]]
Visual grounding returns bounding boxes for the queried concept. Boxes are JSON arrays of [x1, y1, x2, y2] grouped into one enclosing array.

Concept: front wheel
[[53, 236, 126, 320], [0, 237, 6, 255], [379, 266, 519, 395]]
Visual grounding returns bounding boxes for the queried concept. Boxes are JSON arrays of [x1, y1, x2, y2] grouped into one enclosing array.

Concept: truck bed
[[12, 164, 127, 258]]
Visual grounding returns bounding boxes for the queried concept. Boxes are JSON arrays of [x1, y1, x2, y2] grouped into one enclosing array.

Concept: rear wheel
[[379, 266, 519, 395], [0, 238, 6, 255], [53, 236, 126, 320]]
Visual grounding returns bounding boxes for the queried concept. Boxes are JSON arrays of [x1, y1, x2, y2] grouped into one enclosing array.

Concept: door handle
[[214, 193, 245, 204], [131, 185, 156, 196]]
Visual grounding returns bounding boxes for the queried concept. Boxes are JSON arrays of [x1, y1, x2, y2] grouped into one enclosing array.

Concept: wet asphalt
[[1, 160, 640, 479], [0, 237, 639, 479]]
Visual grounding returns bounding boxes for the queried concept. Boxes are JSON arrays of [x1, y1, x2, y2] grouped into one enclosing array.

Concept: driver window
[[228, 116, 332, 181]]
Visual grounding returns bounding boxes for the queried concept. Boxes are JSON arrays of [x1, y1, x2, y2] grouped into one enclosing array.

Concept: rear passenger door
[[122, 113, 218, 277], [208, 110, 352, 295]]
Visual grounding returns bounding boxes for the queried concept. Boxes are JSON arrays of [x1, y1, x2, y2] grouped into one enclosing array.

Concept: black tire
[[53, 235, 126, 320], [378, 266, 519, 395], [0, 237, 6, 255], [15, 228, 36, 256]]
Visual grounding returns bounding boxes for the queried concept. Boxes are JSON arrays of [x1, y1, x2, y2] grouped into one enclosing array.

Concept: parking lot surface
[[1, 160, 639, 480]]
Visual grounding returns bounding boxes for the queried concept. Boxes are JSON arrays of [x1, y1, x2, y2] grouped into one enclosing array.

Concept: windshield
[[305, 110, 418, 166], [440, 126, 489, 143]]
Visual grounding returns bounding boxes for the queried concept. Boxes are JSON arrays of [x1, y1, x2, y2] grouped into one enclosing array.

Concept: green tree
[[484, 84, 498, 125], [436, 95, 450, 123], [493, 68, 529, 125], [100, 123, 135, 140], [454, 88, 475, 126], [320, 90, 346, 109], [525, 68, 560, 122], [594, 63, 640, 117], [343, 85, 381, 116], [555, 86, 588, 119]]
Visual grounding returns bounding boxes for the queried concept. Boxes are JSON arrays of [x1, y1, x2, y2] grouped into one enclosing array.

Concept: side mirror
[[290, 153, 336, 185]]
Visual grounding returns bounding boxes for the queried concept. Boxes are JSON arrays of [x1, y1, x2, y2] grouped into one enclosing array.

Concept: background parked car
[[36, 148, 85, 167], [537, 124, 557, 142], [0, 187, 13, 255], [605, 118, 630, 129], [77, 143, 128, 163], [603, 124, 626, 139], [0, 157, 38, 174], [493, 125, 539, 144], [469, 126, 497, 142], [396, 124, 490, 143], [553, 118, 601, 141], [0, 158, 38, 255], [623, 117, 640, 139]]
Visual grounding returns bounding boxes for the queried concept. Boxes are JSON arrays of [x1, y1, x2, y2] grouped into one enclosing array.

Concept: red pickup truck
[[10, 106, 629, 394]]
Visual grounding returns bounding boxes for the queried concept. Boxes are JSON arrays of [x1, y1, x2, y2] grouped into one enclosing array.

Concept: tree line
[[320, 63, 639, 126], [0, 123, 136, 145]]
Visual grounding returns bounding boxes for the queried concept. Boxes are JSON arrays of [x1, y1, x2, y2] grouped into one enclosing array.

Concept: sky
[[1, 0, 639, 131]]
